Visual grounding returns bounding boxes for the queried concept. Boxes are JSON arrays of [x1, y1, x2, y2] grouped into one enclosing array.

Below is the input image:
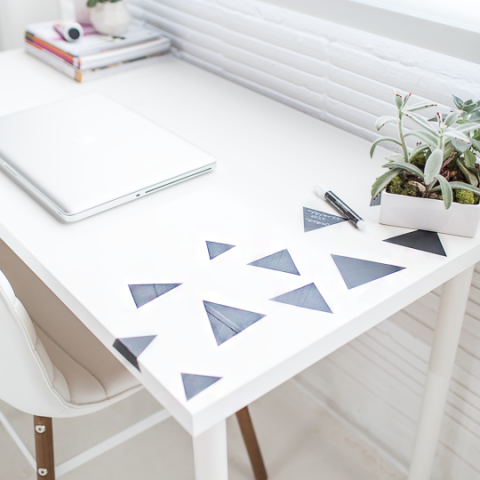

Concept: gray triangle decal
[[248, 249, 300, 275], [129, 283, 181, 308], [272, 283, 332, 313], [206, 241, 235, 260], [113, 335, 157, 370], [332, 255, 405, 289], [304, 207, 346, 232], [383, 230, 446, 256], [370, 194, 382, 206], [182, 373, 221, 400], [203, 301, 265, 345]]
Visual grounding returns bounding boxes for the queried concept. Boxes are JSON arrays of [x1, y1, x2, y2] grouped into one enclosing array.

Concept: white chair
[[0, 239, 267, 480]]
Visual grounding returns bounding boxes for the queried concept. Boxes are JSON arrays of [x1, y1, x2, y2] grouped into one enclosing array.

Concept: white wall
[[125, 1, 480, 478], [0, 0, 61, 51]]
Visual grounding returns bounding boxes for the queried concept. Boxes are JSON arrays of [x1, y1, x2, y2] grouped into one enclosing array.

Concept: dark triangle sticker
[[370, 194, 382, 206], [303, 207, 346, 232], [203, 301, 265, 345], [383, 230, 446, 256], [272, 283, 332, 313], [182, 373, 221, 400], [129, 283, 181, 308], [206, 241, 235, 260], [332, 254, 405, 289], [248, 249, 300, 275], [113, 335, 157, 371]]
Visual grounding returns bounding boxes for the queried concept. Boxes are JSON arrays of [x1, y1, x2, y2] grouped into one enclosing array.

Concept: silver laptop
[[0, 93, 216, 222]]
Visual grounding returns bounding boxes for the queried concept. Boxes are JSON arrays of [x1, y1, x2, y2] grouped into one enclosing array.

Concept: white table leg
[[408, 265, 474, 480], [193, 420, 228, 480]]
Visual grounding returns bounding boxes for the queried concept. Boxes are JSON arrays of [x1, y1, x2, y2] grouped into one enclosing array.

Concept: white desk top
[[1, 50, 480, 436]]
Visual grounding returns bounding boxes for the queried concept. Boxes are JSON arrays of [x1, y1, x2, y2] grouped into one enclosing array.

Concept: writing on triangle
[[182, 373, 222, 400], [304, 207, 346, 232], [332, 254, 405, 289], [383, 230, 446, 256], [272, 283, 332, 313], [129, 283, 181, 308], [206, 241, 235, 260], [248, 249, 300, 275], [113, 335, 157, 371], [203, 301, 265, 345]]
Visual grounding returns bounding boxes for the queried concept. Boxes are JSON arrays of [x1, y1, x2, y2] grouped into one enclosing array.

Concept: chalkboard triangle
[[129, 283, 181, 308], [370, 194, 382, 206], [304, 207, 346, 232], [272, 283, 332, 313], [248, 249, 300, 275], [203, 301, 265, 345], [181, 373, 221, 400], [332, 254, 405, 289], [206, 241, 235, 260], [383, 230, 446, 256], [113, 335, 157, 370]]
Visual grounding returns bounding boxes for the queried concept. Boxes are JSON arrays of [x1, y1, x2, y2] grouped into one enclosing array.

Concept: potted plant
[[371, 92, 480, 237], [87, 0, 131, 36]]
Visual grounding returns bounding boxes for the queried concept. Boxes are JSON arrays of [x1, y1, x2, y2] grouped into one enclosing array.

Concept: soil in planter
[[386, 153, 480, 205]]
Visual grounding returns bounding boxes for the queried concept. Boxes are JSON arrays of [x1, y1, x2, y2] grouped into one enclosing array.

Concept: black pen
[[314, 183, 366, 230]]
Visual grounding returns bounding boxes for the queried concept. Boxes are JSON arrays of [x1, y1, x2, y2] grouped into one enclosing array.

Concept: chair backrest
[[0, 270, 70, 417]]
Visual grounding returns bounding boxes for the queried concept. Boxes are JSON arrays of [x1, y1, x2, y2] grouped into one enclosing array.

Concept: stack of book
[[25, 20, 171, 82]]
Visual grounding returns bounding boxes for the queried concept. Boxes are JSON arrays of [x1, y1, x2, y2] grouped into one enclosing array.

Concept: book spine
[[25, 32, 79, 67], [25, 43, 77, 81]]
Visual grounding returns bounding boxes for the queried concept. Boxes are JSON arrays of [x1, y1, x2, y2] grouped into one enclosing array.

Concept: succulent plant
[[371, 91, 480, 209], [87, 0, 122, 8]]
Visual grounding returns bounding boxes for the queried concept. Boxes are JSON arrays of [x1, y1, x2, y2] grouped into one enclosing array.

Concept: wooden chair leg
[[34, 416, 55, 480], [236, 406, 267, 480]]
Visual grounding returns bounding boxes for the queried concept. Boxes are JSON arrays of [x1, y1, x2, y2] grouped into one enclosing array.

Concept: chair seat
[[0, 239, 141, 417]]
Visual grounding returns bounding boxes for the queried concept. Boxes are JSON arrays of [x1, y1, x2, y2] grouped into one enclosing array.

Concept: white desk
[[0, 50, 478, 480]]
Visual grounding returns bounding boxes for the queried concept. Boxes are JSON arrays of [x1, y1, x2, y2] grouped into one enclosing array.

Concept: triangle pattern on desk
[[248, 249, 300, 275], [303, 207, 346, 232], [206, 241, 235, 260], [129, 283, 181, 308], [203, 301, 266, 345], [383, 230, 447, 256], [332, 254, 405, 289], [272, 283, 332, 313], [182, 373, 222, 400], [113, 335, 157, 371]]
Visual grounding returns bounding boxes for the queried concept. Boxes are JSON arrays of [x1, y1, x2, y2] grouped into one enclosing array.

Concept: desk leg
[[408, 266, 474, 480], [193, 420, 228, 480]]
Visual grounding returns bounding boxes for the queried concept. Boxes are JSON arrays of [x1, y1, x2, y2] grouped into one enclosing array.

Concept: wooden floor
[[0, 379, 404, 480]]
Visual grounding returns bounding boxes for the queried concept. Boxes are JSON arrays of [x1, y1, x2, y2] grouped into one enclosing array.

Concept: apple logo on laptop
[[74, 134, 97, 145]]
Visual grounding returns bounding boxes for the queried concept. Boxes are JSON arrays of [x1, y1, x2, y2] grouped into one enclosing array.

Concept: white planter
[[379, 191, 480, 237], [90, 1, 131, 36]]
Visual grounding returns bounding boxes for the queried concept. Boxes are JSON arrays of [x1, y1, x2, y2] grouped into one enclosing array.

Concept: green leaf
[[452, 139, 472, 153], [454, 122, 480, 134], [386, 154, 406, 163], [424, 149, 443, 184], [472, 139, 480, 152], [404, 130, 439, 147], [375, 116, 399, 131], [382, 162, 425, 180], [370, 137, 402, 158], [86, 0, 98, 7], [434, 175, 453, 209], [445, 111, 463, 127], [405, 102, 437, 112], [443, 129, 471, 144], [470, 112, 480, 122], [404, 112, 440, 136], [464, 150, 477, 169], [453, 95, 464, 109], [402, 93, 412, 108], [371, 169, 402, 199], [394, 94, 403, 110], [441, 181, 480, 196], [457, 158, 478, 186], [443, 141, 454, 160], [408, 144, 430, 162]]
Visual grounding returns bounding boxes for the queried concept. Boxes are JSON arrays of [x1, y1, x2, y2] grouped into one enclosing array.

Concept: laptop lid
[[0, 93, 216, 221]]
